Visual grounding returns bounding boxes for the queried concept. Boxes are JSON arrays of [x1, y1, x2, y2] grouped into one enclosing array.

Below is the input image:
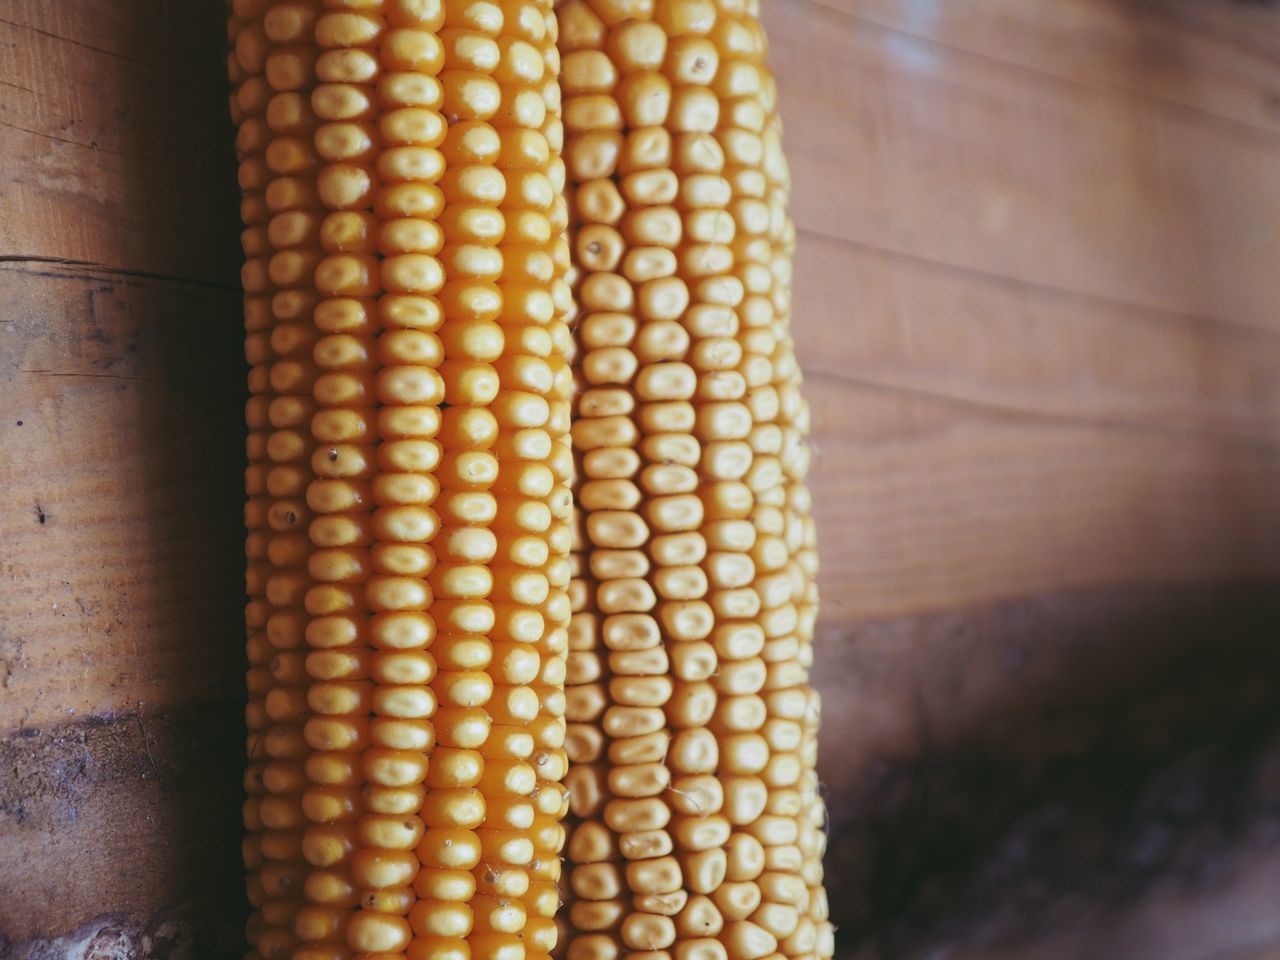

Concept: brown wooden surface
[[2, 0, 1280, 957]]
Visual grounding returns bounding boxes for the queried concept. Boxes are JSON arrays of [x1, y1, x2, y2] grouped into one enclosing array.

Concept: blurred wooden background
[[3, 0, 1280, 957]]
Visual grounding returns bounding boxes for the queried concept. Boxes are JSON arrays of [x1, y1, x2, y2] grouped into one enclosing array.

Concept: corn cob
[[229, 10, 274, 951], [231, 2, 323, 956], [556, 5, 832, 960], [229, 0, 576, 956]]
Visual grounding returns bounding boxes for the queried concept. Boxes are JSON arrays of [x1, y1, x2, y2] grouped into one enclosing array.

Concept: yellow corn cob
[[556, 4, 832, 960], [229, 0, 575, 957], [230, 1, 321, 956]]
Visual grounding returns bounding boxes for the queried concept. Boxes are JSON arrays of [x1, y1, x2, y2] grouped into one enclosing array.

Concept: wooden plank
[[1157, 0, 1280, 60], [803, 0, 1280, 138], [0, 15, 172, 154], [0, 265, 245, 730], [763, 0, 1280, 331], [0, 122, 239, 285], [0, 0, 164, 63], [791, 228, 1280, 441], [0, 1, 239, 282], [804, 377, 1280, 624]]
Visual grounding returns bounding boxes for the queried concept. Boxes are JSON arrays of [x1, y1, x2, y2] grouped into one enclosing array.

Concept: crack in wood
[[0, 256, 237, 293], [0, 15, 165, 70]]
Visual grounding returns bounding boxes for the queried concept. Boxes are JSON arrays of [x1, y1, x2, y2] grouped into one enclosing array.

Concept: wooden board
[[3, 0, 1280, 956]]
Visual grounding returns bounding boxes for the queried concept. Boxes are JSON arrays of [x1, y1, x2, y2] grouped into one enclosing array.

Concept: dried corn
[[231, 0, 826, 956], [230, 1, 321, 955], [556, 4, 831, 960], [229, 0, 574, 956]]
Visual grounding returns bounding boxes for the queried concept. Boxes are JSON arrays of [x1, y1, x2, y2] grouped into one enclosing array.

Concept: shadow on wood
[[815, 584, 1280, 959]]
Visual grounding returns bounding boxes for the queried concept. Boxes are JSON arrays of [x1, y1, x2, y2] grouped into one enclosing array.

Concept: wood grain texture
[[2, 0, 1280, 957], [768, 0, 1280, 331], [0, 264, 245, 731], [0, 0, 238, 282]]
